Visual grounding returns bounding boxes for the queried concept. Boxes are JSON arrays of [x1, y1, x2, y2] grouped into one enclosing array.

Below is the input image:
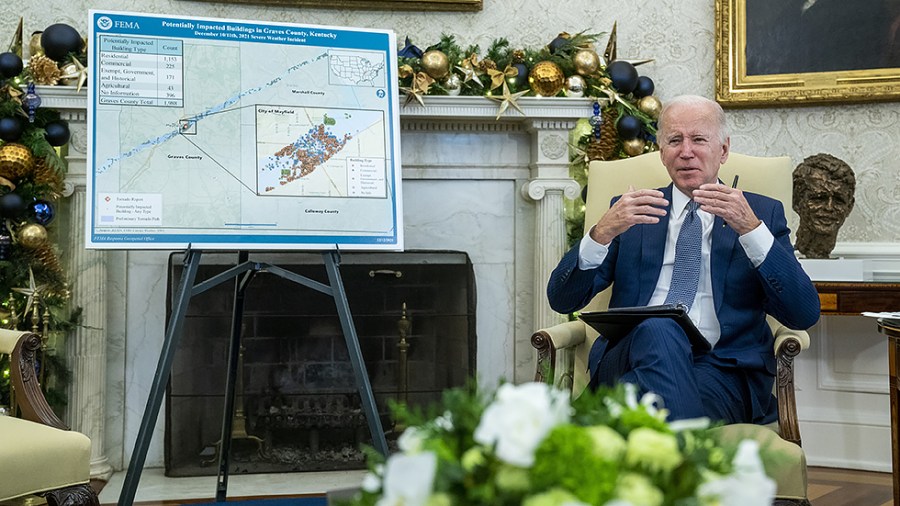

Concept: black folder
[[579, 304, 711, 352]]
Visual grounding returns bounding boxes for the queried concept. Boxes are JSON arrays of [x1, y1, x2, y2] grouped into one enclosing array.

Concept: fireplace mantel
[[38, 85, 586, 476]]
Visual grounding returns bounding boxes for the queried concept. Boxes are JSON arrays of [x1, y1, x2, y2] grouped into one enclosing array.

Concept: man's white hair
[[658, 95, 729, 143]]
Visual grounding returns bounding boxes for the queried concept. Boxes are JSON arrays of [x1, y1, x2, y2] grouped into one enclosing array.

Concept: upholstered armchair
[[0, 329, 99, 506], [533, 152, 811, 505]]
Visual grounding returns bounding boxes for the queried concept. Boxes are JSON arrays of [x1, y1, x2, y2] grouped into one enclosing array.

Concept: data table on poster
[[97, 35, 184, 107]]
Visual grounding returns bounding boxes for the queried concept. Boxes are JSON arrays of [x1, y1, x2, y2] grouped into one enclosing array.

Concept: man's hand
[[589, 187, 668, 244], [693, 182, 761, 235]]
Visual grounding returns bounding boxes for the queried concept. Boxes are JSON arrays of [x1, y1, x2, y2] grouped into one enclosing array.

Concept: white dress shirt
[[577, 187, 775, 347]]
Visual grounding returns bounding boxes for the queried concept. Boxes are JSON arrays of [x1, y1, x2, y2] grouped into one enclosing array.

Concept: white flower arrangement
[[349, 382, 776, 506]]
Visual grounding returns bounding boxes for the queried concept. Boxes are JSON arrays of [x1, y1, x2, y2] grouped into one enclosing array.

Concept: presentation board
[[86, 11, 403, 250]]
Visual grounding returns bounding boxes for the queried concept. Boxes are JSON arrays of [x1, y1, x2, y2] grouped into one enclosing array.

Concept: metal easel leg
[[323, 251, 388, 456], [118, 249, 203, 506]]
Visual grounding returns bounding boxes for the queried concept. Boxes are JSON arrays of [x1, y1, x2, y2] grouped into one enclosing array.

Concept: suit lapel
[[710, 214, 737, 313], [639, 184, 672, 304]]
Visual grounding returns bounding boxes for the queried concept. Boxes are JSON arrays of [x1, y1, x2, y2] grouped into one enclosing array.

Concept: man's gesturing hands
[[589, 186, 668, 245], [693, 183, 761, 235]]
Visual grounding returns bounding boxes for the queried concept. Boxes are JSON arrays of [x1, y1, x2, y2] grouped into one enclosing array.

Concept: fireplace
[[164, 251, 475, 476]]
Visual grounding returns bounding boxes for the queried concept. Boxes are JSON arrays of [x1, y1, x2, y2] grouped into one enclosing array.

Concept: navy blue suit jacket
[[547, 184, 820, 422]]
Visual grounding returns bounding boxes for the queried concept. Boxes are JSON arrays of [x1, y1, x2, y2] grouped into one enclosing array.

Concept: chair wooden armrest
[[532, 320, 587, 383], [771, 323, 809, 448], [0, 328, 67, 429]]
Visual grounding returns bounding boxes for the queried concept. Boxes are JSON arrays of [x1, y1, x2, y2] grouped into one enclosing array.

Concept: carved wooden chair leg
[[42, 484, 100, 506]]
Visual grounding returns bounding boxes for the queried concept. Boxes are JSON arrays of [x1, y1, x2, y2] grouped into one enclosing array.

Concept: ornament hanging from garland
[[29, 199, 55, 226], [40, 23, 84, 62], [0, 52, 24, 78], [44, 120, 70, 146], [528, 61, 565, 97]]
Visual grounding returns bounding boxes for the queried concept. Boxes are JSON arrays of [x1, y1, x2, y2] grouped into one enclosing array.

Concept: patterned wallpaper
[[7, 0, 899, 242]]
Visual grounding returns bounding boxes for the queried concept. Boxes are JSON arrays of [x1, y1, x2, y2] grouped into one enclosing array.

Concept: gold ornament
[[12, 267, 45, 317], [573, 49, 601, 76], [528, 61, 565, 97], [566, 75, 586, 97], [479, 58, 497, 73], [29, 32, 44, 58], [18, 223, 49, 249], [0, 175, 15, 190], [28, 54, 62, 85], [0, 142, 36, 180], [58, 55, 88, 92], [638, 95, 663, 120], [420, 50, 450, 80], [487, 81, 529, 120], [400, 72, 435, 107], [623, 138, 646, 157]]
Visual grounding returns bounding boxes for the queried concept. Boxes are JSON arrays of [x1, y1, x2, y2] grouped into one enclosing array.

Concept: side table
[[877, 319, 900, 506]]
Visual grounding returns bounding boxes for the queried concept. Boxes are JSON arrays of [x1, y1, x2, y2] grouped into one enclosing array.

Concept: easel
[[118, 247, 388, 505]]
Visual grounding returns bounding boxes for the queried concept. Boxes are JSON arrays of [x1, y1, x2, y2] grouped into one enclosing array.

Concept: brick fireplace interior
[[164, 251, 475, 476]]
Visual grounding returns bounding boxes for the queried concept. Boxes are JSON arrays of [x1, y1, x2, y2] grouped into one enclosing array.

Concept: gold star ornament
[[400, 71, 435, 107], [12, 267, 45, 317], [487, 81, 529, 120]]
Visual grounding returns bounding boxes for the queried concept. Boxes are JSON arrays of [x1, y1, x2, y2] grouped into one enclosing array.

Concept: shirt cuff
[[578, 227, 610, 270], [738, 221, 774, 268]]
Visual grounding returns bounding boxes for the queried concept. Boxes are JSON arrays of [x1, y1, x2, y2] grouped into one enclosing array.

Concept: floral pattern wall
[[7, 0, 899, 244]]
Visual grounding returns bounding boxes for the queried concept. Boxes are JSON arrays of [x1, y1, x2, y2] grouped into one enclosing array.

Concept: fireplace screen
[[164, 251, 475, 476]]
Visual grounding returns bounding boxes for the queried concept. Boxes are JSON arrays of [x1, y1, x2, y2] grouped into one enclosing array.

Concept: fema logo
[[97, 16, 113, 30], [376, 89, 385, 99]]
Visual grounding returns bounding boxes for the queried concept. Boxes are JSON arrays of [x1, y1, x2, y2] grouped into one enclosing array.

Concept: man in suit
[[547, 95, 820, 424]]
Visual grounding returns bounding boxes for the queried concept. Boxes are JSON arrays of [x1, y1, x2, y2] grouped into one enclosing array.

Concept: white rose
[[698, 440, 775, 506], [397, 426, 426, 453], [473, 382, 571, 467], [376, 452, 437, 506]]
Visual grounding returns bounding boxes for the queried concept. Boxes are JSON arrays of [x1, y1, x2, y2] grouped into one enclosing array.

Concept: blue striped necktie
[[665, 201, 702, 310]]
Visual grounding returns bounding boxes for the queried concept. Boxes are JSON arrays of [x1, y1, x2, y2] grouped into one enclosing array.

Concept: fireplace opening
[[164, 251, 476, 476]]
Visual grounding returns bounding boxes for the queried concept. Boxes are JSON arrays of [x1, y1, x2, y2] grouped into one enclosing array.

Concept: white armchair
[[533, 152, 811, 504]]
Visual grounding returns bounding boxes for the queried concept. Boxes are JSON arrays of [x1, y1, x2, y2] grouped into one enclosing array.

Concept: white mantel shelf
[[38, 85, 593, 119]]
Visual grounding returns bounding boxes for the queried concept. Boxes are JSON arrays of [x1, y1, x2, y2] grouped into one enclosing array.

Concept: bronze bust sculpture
[[792, 154, 856, 259]]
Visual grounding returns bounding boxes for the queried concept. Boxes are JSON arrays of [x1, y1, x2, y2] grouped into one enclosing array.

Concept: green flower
[[586, 425, 626, 462], [616, 473, 664, 506], [531, 425, 618, 505], [522, 488, 589, 506], [461, 447, 486, 471], [625, 427, 683, 475], [495, 464, 531, 493]]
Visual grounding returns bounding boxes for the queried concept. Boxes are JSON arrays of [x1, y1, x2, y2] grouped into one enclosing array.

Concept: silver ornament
[[566, 75, 586, 98], [444, 74, 462, 96]]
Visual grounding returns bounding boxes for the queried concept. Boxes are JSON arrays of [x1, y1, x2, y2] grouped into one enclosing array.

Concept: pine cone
[[33, 245, 68, 297], [31, 157, 64, 197], [596, 107, 620, 160], [28, 55, 62, 85]]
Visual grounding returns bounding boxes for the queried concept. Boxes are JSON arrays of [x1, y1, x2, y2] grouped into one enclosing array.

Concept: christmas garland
[[397, 28, 664, 247], [0, 19, 84, 413]]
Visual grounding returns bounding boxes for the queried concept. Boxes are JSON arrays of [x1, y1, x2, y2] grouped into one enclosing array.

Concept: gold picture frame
[[187, 0, 482, 11], [715, 0, 900, 107]]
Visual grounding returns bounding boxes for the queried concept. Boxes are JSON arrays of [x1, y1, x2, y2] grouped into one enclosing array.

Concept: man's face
[[658, 103, 730, 196], [797, 175, 854, 235]]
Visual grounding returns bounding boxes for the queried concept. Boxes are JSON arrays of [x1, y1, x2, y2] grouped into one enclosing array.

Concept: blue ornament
[[29, 199, 55, 225], [616, 114, 643, 140], [633, 76, 655, 98], [23, 83, 42, 123]]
